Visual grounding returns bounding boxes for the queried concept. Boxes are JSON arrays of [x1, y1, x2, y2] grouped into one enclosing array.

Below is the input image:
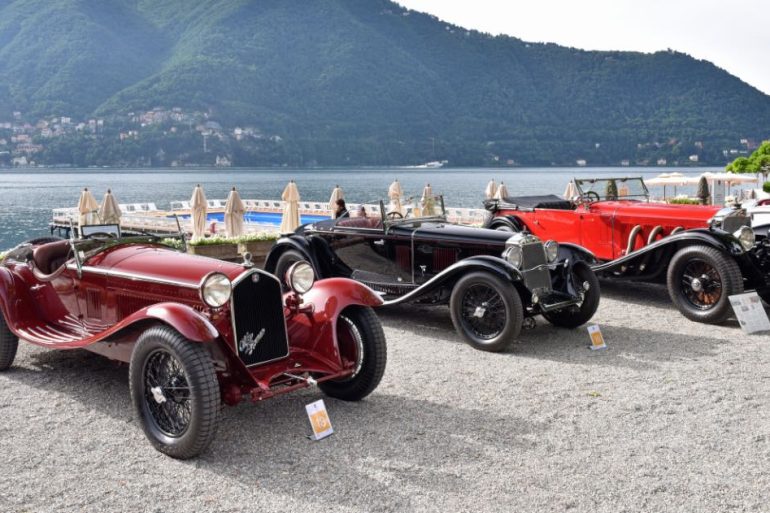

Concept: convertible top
[[500, 195, 573, 210]]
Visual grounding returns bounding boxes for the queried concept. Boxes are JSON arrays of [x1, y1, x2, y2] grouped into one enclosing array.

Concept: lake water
[[0, 166, 726, 249]]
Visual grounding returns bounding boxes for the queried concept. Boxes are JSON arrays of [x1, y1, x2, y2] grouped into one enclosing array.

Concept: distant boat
[[404, 160, 448, 169]]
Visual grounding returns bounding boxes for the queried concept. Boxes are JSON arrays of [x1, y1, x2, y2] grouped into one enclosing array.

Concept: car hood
[[589, 201, 721, 226], [86, 244, 248, 286], [392, 222, 514, 245]]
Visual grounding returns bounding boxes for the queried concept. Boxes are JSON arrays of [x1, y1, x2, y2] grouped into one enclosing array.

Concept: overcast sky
[[396, 0, 769, 95]]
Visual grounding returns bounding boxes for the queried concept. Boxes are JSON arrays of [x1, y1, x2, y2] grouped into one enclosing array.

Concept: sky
[[395, 0, 770, 95]]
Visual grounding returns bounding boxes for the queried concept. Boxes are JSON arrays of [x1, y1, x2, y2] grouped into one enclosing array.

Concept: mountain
[[0, 0, 768, 167]]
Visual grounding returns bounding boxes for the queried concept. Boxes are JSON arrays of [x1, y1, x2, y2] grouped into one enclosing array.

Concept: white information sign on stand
[[729, 292, 770, 334], [305, 399, 334, 441], [587, 324, 607, 350]]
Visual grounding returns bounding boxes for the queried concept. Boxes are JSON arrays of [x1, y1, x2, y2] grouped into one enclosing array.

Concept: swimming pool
[[175, 211, 330, 226]]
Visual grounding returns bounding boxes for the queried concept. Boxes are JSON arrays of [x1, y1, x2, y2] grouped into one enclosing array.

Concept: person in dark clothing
[[335, 198, 349, 218]]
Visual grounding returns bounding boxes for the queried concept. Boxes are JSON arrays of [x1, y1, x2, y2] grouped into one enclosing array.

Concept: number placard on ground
[[729, 292, 770, 334], [587, 324, 607, 350], [306, 399, 334, 441]]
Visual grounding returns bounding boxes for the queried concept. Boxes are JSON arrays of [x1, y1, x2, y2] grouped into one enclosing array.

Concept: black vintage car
[[265, 198, 601, 352]]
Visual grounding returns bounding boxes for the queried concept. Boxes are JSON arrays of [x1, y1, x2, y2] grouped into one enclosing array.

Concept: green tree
[[605, 179, 618, 200]]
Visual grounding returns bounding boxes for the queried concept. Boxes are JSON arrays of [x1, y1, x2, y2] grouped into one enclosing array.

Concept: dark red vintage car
[[0, 229, 386, 459], [485, 177, 770, 323]]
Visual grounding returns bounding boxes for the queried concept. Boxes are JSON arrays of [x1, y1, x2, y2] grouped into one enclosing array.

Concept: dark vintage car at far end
[[265, 198, 601, 353], [0, 228, 387, 459], [484, 177, 770, 323]]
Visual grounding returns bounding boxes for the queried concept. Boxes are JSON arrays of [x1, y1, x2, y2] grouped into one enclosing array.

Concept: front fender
[[558, 243, 598, 265], [264, 236, 317, 274], [117, 302, 219, 343], [384, 255, 523, 305], [301, 278, 383, 321]]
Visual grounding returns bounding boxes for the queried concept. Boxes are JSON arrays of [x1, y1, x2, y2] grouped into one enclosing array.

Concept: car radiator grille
[[521, 242, 552, 292], [231, 271, 289, 367]]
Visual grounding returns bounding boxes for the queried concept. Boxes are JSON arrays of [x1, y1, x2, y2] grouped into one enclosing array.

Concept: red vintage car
[[0, 228, 386, 459], [485, 177, 770, 323]]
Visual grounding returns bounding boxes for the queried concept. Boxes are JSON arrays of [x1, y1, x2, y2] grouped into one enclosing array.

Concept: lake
[[0, 166, 728, 249]]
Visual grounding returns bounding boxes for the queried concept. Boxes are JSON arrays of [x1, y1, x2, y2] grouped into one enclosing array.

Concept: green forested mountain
[[0, 0, 768, 167]]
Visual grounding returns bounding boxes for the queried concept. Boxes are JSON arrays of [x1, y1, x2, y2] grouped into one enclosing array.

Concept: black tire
[[129, 325, 221, 459], [274, 249, 306, 291], [666, 245, 743, 323], [542, 264, 600, 328], [449, 271, 523, 352], [493, 224, 515, 233], [319, 306, 387, 401], [0, 313, 19, 371]]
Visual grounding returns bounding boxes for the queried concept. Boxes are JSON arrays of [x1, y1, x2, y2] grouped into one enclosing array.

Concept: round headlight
[[286, 261, 315, 294], [734, 225, 755, 251], [200, 272, 231, 308], [502, 245, 523, 268], [544, 240, 559, 262]]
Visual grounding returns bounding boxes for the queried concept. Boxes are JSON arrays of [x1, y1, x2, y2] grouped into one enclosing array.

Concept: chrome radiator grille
[[231, 271, 289, 367], [521, 242, 552, 292]]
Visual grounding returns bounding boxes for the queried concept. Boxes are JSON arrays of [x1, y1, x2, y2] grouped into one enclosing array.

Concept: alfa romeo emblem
[[239, 328, 266, 356]]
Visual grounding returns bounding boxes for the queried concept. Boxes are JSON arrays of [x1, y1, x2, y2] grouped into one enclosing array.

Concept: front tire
[[449, 272, 523, 352], [274, 249, 306, 291], [320, 306, 387, 401], [666, 245, 743, 323], [0, 313, 19, 371], [542, 264, 600, 328], [129, 326, 221, 459]]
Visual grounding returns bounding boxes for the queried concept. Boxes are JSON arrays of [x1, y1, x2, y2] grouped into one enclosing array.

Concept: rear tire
[[450, 271, 523, 352], [129, 326, 221, 459], [0, 313, 18, 371], [666, 245, 743, 323], [320, 306, 387, 401], [542, 264, 600, 328]]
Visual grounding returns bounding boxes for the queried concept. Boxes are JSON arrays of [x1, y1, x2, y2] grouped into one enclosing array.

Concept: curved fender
[[264, 236, 317, 275], [558, 243, 598, 265], [301, 278, 383, 321], [383, 255, 523, 306], [0, 267, 22, 329], [487, 215, 525, 232], [120, 302, 219, 343]]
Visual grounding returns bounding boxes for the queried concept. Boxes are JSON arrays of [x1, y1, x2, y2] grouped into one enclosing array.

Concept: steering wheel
[[86, 232, 117, 241], [387, 211, 404, 220], [583, 191, 600, 203]]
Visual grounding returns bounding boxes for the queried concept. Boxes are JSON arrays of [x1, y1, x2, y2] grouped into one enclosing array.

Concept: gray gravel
[[2, 280, 769, 513]]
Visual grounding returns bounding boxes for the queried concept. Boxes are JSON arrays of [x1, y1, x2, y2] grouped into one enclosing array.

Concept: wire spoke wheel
[[335, 315, 365, 382], [460, 284, 506, 339], [680, 259, 724, 310], [143, 349, 193, 438]]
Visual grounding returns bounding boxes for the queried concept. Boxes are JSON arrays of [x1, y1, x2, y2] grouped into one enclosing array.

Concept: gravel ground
[[2, 280, 769, 513]]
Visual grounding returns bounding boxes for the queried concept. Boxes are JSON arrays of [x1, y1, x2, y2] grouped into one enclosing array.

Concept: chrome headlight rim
[[734, 225, 755, 251], [502, 245, 523, 269], [544, 240, 559, 262], [199, 271, 232, 309], [286, 260, 315, 294]]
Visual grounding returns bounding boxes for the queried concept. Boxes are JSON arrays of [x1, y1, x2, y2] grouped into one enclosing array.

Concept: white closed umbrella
[[280, 180, 301, 233], [98, 189, 121, 225], [421, 183, 435, 216], [388, 179, 403, 215], [190, 184, 208, 240], [563, 180, 578, 199], [484, 179, 497, 199], [77, 187, 99, 229], [329, 185, 344, 217], [224, 187, 246, 237], [494, 182, 509, 200]]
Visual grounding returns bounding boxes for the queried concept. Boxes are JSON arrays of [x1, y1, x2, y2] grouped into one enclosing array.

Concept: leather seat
[[32, 240, 71, 274]]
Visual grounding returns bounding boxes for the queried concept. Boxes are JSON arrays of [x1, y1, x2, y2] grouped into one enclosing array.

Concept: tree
[[727, 141, 770, 180], [696, 176, 710, 205]]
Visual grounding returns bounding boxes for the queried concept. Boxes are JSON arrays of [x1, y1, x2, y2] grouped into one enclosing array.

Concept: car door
[[578, 204, 615, 260]]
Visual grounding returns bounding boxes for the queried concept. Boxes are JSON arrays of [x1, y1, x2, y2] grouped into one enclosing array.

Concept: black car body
[[266, 200, 601, 352]]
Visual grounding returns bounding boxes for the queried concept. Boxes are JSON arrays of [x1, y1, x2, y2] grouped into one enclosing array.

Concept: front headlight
[[200, 272, 232, 308], [544, 240, 559, 262], [734, 225, 755, 251], [502, 245, 523, 268], [286, 261, 315, 294]]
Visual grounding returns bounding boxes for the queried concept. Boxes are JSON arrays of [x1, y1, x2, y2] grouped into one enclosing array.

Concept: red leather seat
[[32, 240, 71, 274]]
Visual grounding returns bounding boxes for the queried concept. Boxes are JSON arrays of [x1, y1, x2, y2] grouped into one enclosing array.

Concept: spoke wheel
[[319, 306, 386, 401], [450, 271, 522, 352], [542, 263, 600, 328], [667, 245, 743, 323], [130, 326, 221, 459]]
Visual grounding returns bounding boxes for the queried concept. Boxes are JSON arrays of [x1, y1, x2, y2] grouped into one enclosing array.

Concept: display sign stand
[[587, 324, 607, 350], [305, 399, 334, 441], [729, 292, 770, 334]]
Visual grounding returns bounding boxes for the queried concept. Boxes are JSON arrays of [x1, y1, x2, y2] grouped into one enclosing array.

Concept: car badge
[[239, 328, 266, 356], [251, 274, 260, 283], [150, 386, 167, 404]]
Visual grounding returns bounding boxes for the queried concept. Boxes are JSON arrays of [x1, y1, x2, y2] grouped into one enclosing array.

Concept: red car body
[[0, 235, 386, 457]]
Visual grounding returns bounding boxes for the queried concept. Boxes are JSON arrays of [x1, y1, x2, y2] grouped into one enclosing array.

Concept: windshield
[[380, 194, 446, 225], [574, 177, 649, 201]]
